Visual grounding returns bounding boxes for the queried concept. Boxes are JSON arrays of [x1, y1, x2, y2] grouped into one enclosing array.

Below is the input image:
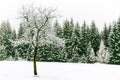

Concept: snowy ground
[[0, 61, 120, 80]]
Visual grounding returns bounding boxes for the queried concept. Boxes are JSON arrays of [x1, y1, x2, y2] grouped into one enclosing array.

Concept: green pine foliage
[[79, 21, 90, 56], [0, 21, 16, 59], [15, 43, 33, 60], [69, 22, 81, 62], [37, 44, 65, 62], [63, 19, 73, 39], [89, 21, 101, 56], [18, 24, 24, 39], [102, 24, 110, 47], [108, 18, 120, 64], [53, 20, 63, 38]]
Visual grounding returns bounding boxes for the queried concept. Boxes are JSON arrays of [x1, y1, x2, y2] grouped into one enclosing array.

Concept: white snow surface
[[0, 61, 120, 80]]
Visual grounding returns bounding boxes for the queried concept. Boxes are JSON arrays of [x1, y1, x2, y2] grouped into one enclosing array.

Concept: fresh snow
[[0, 61, 120, 80]]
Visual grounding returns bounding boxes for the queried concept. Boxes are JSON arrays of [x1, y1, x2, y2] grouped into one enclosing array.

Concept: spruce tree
[[70, 22, 81, 62], [74, 22, 80, 37], [79, 21, 89, 56], [109, 18, 120, 64], [0, 21, 15, 58], [98, 40, 110, 63], [63, 19, 73, 39], [12, 29, 17, 40], [53, 20, 63, 38], [102, 24, 109, 47], [18, 24, 24, 39], [63, 19, 74, 61], [89, 21, 101, 56]]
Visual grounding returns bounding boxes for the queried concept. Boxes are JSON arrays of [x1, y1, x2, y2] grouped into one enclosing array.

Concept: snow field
[[0, 61, 120, 80]]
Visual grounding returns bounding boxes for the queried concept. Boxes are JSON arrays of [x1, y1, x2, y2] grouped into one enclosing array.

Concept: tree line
[[0, 17, 120, 64]]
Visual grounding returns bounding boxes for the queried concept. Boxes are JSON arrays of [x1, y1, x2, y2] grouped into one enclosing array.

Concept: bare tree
[[18, 5, 64, 75]]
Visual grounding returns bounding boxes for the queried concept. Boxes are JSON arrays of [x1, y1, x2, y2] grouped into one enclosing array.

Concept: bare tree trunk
[[33, 31, 39, 75], [33, 46, 37, 75]]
